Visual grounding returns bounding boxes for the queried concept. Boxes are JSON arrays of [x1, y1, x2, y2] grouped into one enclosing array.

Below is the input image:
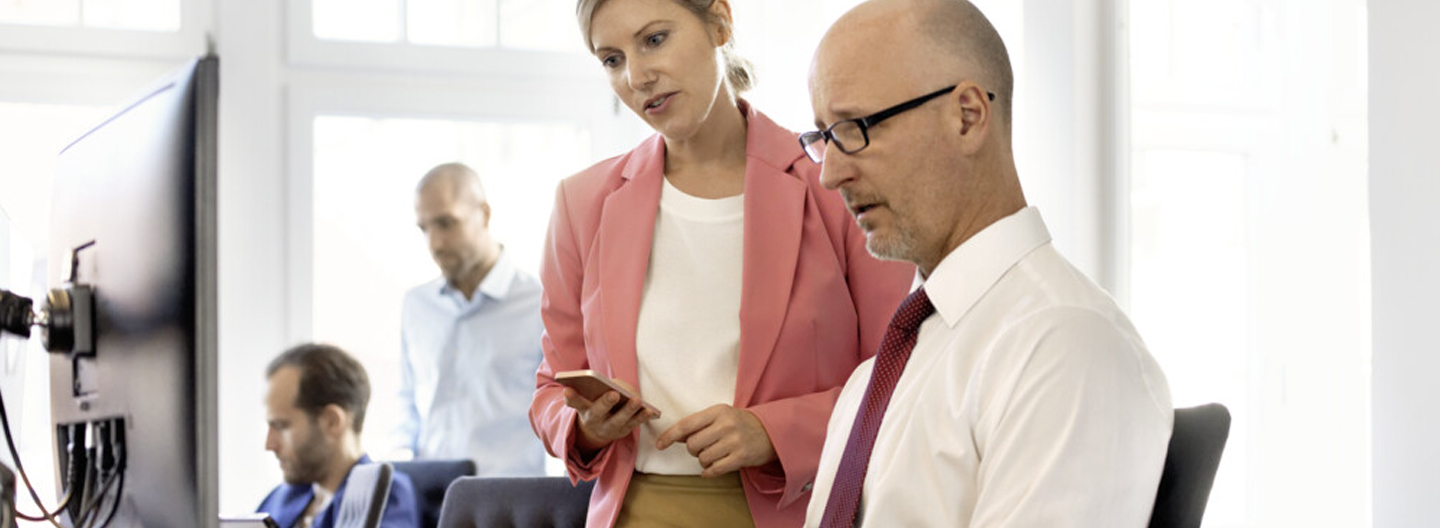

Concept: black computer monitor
[[43, 55, 219, 528]]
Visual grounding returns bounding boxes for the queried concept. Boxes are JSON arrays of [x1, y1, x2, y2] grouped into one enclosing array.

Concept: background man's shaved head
[[418, 162, 487, 206], [822, 0, 1014, 131]]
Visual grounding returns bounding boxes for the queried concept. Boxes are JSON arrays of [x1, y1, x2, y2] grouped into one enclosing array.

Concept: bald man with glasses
[[802, 1, 1173, 527]]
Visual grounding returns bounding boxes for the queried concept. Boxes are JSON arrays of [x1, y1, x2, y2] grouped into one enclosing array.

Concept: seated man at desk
[[259, 343, 420, 528]]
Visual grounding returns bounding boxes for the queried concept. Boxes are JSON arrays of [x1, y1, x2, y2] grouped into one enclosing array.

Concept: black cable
[[95, 466, 123, 528], [0, 386, 65, 527], [74, 469, 117, 528], [84, 418, 125, 528], [64, 423, 88, 524]]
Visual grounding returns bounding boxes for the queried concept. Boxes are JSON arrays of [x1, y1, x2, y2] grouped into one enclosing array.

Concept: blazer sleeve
[[529, 179, 618, 482], [744, 173, 914, 508]]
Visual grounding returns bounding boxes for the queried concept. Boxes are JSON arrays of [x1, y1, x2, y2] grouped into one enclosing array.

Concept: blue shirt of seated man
[[260, 343, 419, 528], [258, 454, 419, 528]]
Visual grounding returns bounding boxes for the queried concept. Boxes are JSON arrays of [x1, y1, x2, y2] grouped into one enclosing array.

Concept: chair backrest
[[437, 477, 594, 528], [392, 459, 477, 528], [335, 462, 394, 528], [1148, 403, 1231, 528]]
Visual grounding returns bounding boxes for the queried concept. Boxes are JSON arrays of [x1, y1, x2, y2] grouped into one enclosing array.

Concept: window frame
[[0, 0, 209, 59], [285, 0, 596, 79]]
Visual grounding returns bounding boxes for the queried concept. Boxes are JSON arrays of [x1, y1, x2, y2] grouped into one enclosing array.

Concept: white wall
[[1369, 1, 1440, 526]]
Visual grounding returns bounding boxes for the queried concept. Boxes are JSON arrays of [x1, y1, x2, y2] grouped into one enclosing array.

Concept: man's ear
[[948, 81, 992, 155], [319, 404, 349, 437], [479, 202, 492, 228]]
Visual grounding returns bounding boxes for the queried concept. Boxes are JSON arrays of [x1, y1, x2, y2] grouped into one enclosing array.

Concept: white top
[[301, 485, 332, 528], [634, 177, 746, 474], [805, 207, 1173, 527]]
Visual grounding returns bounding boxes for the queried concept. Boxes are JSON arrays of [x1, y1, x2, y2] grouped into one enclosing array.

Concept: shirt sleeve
[[968, 307, 1173, 527]]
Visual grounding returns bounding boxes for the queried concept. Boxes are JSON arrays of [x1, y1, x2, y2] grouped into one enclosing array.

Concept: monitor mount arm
[[0, 241, 97, 356]]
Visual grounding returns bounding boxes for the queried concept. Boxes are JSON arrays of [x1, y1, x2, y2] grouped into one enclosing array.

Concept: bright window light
[[313, 0, 403, 43], [408, 0, 497, 47], [82, 0, 180, 32], [0, 0, 79, 27], [0, 0, 179, 31], [1126, 1, 1370, 527], [311, 0, 580, 51], [498, 0, 578, 53]]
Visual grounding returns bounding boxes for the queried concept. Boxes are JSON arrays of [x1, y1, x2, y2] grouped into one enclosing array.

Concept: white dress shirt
[[805, 207, 1173, 527], [392, 249, 546, 476], [634, 177, 744, 474]]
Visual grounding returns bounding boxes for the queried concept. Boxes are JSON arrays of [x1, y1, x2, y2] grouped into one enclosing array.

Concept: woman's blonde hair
[[576, 0, 755, 94]]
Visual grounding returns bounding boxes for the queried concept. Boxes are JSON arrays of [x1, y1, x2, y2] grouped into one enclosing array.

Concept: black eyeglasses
[[799, 85, 995, 164]]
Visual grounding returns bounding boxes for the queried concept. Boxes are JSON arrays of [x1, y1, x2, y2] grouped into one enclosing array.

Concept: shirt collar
[[921, 206, 1052, 327], [438, 248, 517, 302]]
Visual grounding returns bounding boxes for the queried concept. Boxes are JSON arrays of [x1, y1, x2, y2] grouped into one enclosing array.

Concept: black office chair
[[437, 477, 594, 528], [1148, 403, 1231, 528], [392, 459, 477, 528], [335, 462, 394, 528]]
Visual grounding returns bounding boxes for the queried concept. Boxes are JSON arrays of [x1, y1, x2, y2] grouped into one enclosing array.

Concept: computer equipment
[[0, 56, 218, 528]]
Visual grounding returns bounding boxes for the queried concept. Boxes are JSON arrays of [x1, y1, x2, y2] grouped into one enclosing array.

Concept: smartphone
[[555, 370, 661, 418]]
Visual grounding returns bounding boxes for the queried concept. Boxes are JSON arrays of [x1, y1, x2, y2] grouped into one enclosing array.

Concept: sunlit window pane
[[1130, 0, 1264, 107], [498, 0, 576, 53], [0, 0, 79, 27], [82, 0, 180, 31], [1128, 149, 1250, 526], [313, 0, 402, 43], [407, 0, 496, 47], [311, 115, 591, 456]]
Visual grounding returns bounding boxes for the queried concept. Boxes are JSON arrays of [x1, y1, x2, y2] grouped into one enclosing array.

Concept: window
[[0, 0, 202, 57], [0, 0, 179, 31], [1123, 0, 1371, 526], [310, 0, 576, 52], [288, 0, 592, 75]]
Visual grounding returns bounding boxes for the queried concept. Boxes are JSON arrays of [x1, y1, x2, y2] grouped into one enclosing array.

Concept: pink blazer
[[529, 103, 912, 528]]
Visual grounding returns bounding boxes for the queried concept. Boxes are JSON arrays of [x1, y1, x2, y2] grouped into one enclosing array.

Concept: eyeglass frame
[[799, 85, 996, 164]]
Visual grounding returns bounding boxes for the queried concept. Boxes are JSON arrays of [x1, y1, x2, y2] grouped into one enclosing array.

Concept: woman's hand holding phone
[[557, 371, 659, 456]]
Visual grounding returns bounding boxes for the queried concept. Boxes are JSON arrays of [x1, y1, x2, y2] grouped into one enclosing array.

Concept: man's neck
[[920, 171, 1026, 277], [452, 246, 501, 301], [316, 442, 364, 494]]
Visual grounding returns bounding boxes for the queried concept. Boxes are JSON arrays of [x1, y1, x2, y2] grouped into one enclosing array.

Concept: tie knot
[[892, 287, 935, 335]]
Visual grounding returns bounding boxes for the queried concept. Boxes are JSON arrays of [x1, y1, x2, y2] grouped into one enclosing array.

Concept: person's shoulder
[[387, 468, 416, 497], [400, 278, 446, 308], [381, 470, 421, 528], [559, 143, 645, 197], [257, 482, 310, 512]]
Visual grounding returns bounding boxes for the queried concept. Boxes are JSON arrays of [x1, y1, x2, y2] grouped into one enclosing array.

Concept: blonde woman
[[529, 1, 912, 526]]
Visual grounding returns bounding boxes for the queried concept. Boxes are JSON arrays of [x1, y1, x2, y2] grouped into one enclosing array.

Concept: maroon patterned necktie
[[820, 287, 936, 528]]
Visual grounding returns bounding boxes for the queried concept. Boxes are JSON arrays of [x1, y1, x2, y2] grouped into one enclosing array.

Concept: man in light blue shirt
[[392, 162, 545, 476]]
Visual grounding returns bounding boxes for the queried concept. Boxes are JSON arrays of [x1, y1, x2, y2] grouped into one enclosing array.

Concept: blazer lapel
[[597, 135, 664, 390], [735, 106, 807, 407]]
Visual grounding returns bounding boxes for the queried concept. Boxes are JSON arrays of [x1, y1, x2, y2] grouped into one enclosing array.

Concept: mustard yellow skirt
[[614, 472, 756, 528]]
